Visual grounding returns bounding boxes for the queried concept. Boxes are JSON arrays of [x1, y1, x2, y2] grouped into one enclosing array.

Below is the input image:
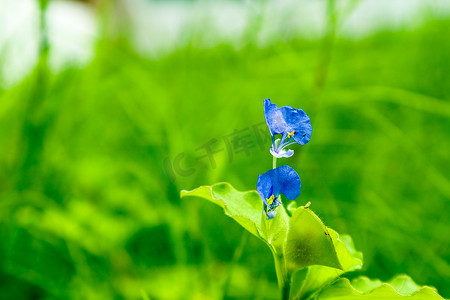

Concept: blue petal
[[257, 173, 273, 206], [266, 165, 301, 200], [279, 106, 312, 145], [264, 99, 287, 135]]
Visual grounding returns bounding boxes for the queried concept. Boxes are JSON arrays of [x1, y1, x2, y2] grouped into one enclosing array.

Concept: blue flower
[[264, 98, 312, 158], [257, 165, 301, 219]]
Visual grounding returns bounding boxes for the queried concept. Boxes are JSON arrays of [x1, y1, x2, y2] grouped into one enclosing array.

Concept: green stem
[[272, 155, 290, 299], [282, 283, 290, 300], [271, 249, 290, 300], [272, 147, 289, 299]]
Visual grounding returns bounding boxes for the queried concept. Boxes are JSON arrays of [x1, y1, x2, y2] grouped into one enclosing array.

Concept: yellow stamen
[[287, 130, 295, 138], [267, 195, 275, 205]]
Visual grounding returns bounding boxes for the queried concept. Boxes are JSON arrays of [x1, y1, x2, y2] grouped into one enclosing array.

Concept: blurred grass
[[0, 7, 449, 300]]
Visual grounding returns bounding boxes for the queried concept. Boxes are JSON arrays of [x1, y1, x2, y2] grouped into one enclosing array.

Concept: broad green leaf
[[180, 183, 263, 239], [182, 184, 363, 288], [314, 275, 443, 300], [284, 207, 341, 274], [329, 229, 363, 271], [265, 201, 290, 254], [290, 231, 363, 299], [181, 183, 290, 256]]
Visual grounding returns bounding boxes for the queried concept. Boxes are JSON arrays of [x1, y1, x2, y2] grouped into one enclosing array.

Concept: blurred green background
[[0, 0, 449, 299]]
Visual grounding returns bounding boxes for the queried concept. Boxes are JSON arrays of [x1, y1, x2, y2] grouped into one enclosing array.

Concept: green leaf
[[290, 230, 363, 300], [314, 275, 443, 300], [181, 183, 289, 255], [182, 184, 358, 290], [329, 229, 363, 271], [265, 201, 290, 253], [180, 183, 264, 239], [284, 207, 342, 274]]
